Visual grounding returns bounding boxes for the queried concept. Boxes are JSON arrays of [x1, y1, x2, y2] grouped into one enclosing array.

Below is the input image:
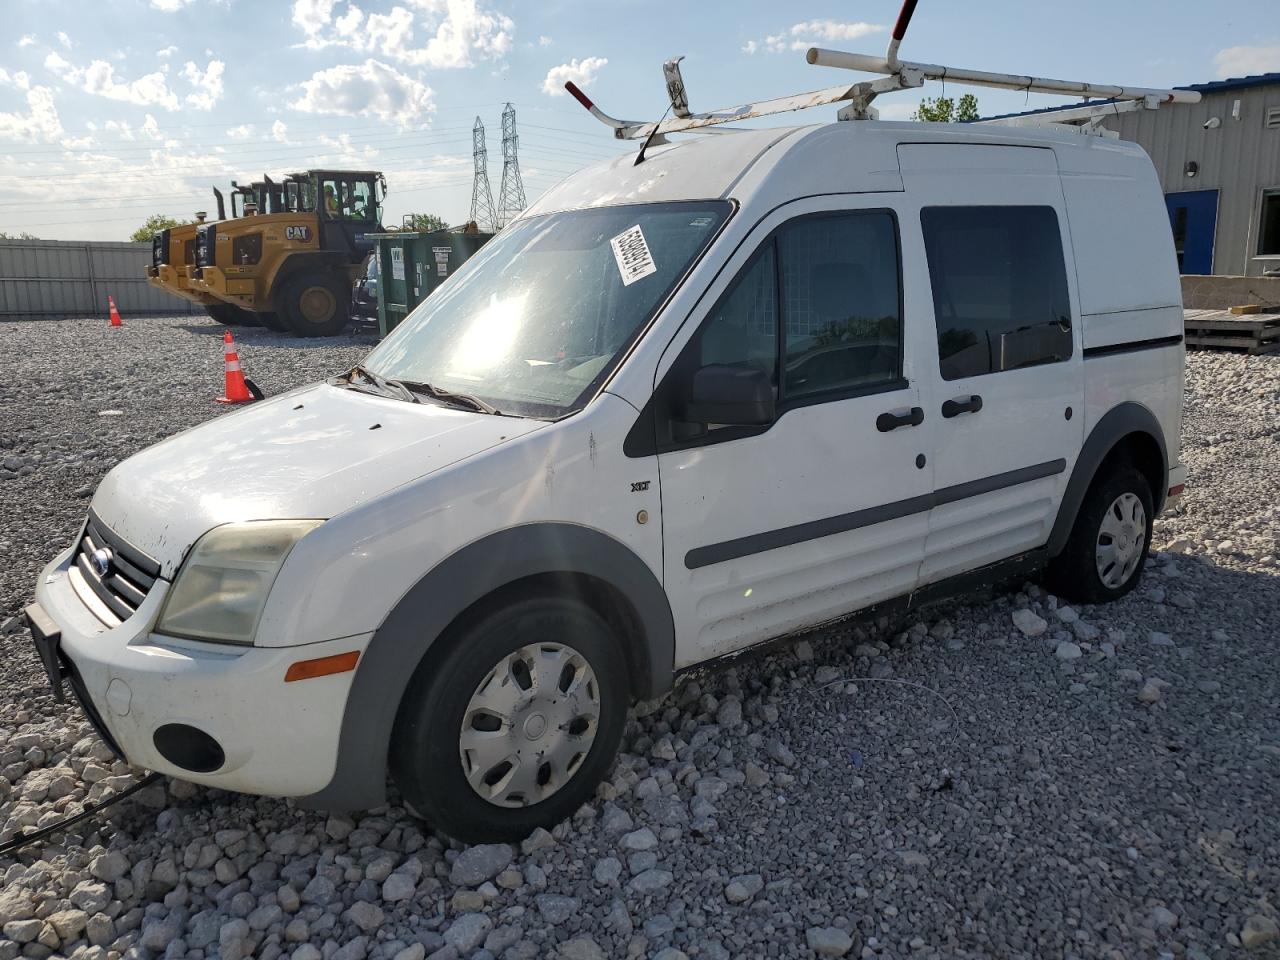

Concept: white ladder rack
[[565, 0, 1200, 142]]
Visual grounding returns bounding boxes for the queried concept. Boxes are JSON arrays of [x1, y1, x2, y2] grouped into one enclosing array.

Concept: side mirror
[[681, 364, 775, 426]]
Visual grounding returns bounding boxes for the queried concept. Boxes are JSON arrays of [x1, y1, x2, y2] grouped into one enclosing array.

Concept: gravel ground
[[1, 316, 1279, 960]]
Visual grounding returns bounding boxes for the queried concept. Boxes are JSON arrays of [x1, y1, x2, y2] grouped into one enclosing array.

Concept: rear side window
[[922, 206, 1072, 381]]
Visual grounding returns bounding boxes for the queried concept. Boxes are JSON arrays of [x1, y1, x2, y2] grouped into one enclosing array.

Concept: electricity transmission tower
[[497, 102, 527, 228], [469, 116, 496, 232]]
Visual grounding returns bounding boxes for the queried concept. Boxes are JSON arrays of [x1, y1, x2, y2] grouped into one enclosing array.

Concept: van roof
[[520, 119, 1149, 218]]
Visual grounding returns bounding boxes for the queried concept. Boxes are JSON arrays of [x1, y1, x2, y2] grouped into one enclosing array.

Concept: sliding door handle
[[876, 406, 925, 433], [942, 395, 983, 419]]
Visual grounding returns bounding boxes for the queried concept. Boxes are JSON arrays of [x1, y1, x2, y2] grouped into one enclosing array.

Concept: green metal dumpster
[[369, 228, 493, 337]]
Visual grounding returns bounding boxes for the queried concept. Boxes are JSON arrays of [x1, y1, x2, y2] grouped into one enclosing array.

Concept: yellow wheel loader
[[145, 182, 286, 329], [188, 169, 386, 337]]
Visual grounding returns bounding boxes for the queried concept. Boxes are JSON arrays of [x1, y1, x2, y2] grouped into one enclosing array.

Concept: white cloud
[[292, 0, 341, 46], [542, 56, 607, 96], [271, 119, 291, 142], [105, 119, 136, 140], [290, 59, 435, 126], [297, 0, 514, 69], [745, 19, 885, 54], [0, 86, 64, 142], [18, 35, 36, 47], [44, 51, 71, 71], [141, 114, 162, 139], [538, 35, 552, 47], [156, 45, 179, 59], [1214, 44, 1280, 79], [181, 58, 225, 109], [0, 69, 31, 90], [151, 0, 196, 9], [57, 31, 73, 49], [77, 60, 181, 110], [226, 123, 252, 139]]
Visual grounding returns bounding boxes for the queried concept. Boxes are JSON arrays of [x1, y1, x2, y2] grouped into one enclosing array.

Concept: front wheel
[[1046, 465, 1154, 604], [277, 271, 350, 337], [391, 595, 629, 843], [256, 310, 289, 332], [204, 303, 257, 326]]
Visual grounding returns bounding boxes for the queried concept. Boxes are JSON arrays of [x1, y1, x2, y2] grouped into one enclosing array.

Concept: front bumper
[[148, 267, 219, 305], [189, 266, 257, 308], [29, 542, 372, 798]]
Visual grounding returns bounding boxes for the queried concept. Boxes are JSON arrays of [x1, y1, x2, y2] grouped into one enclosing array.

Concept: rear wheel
[[278, 271, 349, 337], [1046, 465, 1153, 604], [391, 595, 629, 843], [204, 304, 257, 326], [256, 310, 289, 332]]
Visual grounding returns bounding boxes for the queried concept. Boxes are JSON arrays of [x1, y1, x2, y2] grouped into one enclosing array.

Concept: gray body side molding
[[298, 523, 675, 811], [1047, 402, 1168, 557]]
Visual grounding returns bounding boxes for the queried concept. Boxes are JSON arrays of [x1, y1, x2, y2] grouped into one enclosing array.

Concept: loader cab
[[313, 169, 384, 261], [283, 174, 318, 214], [230, 181, 266, 218]]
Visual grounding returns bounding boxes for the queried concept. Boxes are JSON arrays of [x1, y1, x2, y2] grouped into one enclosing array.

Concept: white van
[[26, 119, 1186, 841]]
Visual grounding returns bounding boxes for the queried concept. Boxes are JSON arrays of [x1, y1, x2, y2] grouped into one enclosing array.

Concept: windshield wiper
[[398, 380, 502, 416], [342, 364, 420, 404]]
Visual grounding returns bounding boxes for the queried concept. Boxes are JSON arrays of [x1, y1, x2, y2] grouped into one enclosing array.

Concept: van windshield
[[362, 201, 732, 418]]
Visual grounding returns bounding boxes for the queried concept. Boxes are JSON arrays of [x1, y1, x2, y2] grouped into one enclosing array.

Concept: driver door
[[654, 198, 938, 667]]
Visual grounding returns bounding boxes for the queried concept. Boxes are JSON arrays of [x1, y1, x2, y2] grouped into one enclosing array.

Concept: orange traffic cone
[[108, 295, 123, 327], [216, 331, 257, 404]]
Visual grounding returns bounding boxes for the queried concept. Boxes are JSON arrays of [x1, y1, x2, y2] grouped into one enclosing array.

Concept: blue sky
[[2, 0, 1278, 240]]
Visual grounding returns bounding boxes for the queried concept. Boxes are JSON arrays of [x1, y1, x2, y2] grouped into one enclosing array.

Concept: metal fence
[[0, 239, 200, 320]]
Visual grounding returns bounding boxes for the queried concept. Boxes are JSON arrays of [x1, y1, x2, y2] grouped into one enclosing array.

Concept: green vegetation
[[912, 94, 980, 123], [130, 214, 190, 243]]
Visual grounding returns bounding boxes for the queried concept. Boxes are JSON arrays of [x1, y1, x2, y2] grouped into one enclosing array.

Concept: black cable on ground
[[0, 772, 163, 859]]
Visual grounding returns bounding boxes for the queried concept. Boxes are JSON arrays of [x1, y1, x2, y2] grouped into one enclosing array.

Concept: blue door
[[1166, 190, 1218, 275]]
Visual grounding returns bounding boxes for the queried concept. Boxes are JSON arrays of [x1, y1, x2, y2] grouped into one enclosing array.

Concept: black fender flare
[[1047, 402, 1168, 557], [298, 523, 675, 811]]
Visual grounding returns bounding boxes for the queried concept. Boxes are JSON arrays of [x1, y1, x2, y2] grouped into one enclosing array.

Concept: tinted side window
[[695, 243, 779, 382], [779, 213, 901, 398], [922, 206, 1072, 381]]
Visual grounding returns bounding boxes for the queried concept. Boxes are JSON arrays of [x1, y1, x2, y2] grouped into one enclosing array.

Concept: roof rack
[[565, 0, 1200, 141]]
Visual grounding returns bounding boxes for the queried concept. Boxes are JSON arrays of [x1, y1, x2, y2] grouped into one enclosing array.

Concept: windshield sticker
[[610, 225, 657, 286]]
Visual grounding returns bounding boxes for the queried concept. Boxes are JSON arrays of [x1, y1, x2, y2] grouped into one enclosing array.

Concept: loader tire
[[204, 304, 257, 326], [279, 271, 349, 338], [257, 311, 289, 333]]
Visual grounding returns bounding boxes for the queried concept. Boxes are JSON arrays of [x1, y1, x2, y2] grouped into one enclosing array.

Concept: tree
[[404, 213, 450, 233], [130, 214, 189, 243], [0, 230, 38, 240], [912, 93, 980, 123]]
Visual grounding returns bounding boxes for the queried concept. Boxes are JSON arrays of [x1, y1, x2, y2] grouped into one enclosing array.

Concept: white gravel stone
[[1012, 609, 1048, 637]]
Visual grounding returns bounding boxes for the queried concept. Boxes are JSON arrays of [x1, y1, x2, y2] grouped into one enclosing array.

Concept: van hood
[[91, 382, 546, 577]]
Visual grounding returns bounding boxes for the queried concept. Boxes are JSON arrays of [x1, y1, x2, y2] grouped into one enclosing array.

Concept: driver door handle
[[876, 406, 925, 433], [942, 394, 983, 419]]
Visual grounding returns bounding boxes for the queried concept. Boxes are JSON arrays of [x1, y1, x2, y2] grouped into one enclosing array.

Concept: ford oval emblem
[[91, 547, 113, 578]]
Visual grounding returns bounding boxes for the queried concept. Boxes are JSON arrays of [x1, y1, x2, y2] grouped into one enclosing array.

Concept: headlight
[[157, 520, 322, 644]]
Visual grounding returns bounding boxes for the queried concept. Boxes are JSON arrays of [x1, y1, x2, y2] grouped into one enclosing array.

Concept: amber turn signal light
[[284, 651, 360, 683]]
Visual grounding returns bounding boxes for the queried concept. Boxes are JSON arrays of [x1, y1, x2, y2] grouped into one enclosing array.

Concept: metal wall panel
[[1109, 85, 1280, 277], [0, 239, 201, 319]]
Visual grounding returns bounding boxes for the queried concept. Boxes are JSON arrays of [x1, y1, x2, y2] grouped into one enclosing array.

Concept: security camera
[[1204, 117, 1222, 130]]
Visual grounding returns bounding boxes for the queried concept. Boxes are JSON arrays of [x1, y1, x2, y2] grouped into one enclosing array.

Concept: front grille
[[71, 513, 161, 625], [152, 229, 169, 268], [195, 222, 216, 267]]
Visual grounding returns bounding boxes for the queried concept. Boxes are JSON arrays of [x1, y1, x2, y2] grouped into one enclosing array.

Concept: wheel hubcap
[[299, 286, 335, 323], [1095, 492, 1147, 589], [459, 642, 600, 808]]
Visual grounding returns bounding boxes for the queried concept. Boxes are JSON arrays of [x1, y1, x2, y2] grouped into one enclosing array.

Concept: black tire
[[277, 271, 350, 337], [1046, 465, 1154, 604], [391, 594, 629, 843], [256, 310, 289, 333], [204, 303, 257, 326]]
